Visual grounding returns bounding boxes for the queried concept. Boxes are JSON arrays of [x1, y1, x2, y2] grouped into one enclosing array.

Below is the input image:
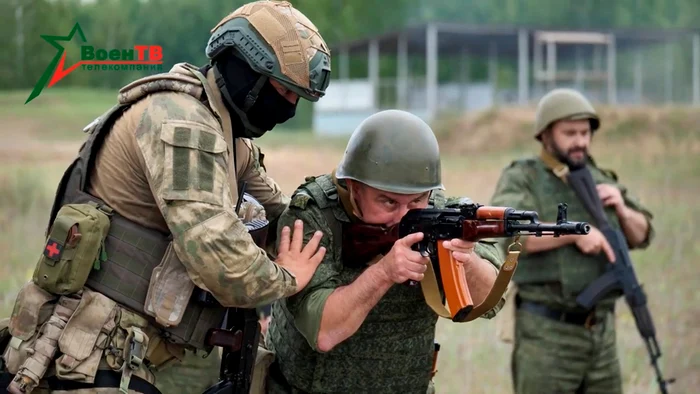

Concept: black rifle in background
[[569, 167, 674, 394]]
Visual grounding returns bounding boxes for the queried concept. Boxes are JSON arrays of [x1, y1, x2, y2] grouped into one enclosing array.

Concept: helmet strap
[[243, 74, 268, 111], [331, 170, 365, 222], [213, 64, 266, 138]]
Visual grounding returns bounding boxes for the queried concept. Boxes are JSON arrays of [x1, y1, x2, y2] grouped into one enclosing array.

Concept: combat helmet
[[534, 88, 600, 140], [206, 0, 332, 102], [336, 110, 444, 194]]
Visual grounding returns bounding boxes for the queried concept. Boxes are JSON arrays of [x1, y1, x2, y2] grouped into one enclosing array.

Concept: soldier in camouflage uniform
[[263, 110, 506, 394], [0, 2, 331, 393], [489, 88, 655, 394]]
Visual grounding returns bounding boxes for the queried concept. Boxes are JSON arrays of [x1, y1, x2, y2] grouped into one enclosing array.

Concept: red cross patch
[[43, 239, 64, 261]]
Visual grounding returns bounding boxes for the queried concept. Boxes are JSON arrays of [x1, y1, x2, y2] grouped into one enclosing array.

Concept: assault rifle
[[344, 202, 590, 322], [567, 167, 674, 394], [202, 184, 268, 394]]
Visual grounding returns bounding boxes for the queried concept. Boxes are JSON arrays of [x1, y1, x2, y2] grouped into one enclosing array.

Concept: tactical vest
[[511, 157, 624, 304], [44, 71, 231, 350], [266, 174, 437, 393]]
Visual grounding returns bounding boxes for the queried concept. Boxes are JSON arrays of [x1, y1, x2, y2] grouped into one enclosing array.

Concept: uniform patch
[[172, 127, 191, 190], [160, 121, 228, 206], [43, 239, 64, 261], [290, 192, 312, 209]]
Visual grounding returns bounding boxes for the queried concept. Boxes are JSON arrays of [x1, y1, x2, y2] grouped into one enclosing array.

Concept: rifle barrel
[[508, 222, 590, 235]]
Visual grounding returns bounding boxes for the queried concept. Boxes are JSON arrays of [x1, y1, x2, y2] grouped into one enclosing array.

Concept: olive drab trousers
[[511, 308, 623, 394]]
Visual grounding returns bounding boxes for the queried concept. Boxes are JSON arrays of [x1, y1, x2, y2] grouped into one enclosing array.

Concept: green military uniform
[[264, 174, 504, 394], [490, 89, 655, 394], [258, 109, 506, 394]]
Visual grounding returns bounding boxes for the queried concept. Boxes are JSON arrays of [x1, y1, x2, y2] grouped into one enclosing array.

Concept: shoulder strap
[[45, 103, 131, 235], [538, 148, 569, 183], [293, 175, 343, 255]]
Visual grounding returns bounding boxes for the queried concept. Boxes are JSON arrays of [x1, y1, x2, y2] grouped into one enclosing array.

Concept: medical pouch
[[33, 202, 111, 295]]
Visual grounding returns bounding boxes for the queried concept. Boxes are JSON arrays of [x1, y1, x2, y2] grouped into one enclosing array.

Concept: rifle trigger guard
[[417, 242, 431, 257]]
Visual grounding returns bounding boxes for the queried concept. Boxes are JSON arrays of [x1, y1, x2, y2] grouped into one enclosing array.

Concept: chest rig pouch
[[42, 68, 233, 351]]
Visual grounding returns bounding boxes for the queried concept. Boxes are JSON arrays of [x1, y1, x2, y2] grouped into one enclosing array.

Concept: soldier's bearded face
[[348, 181, 430, 227], [546, 119, 592, 168]]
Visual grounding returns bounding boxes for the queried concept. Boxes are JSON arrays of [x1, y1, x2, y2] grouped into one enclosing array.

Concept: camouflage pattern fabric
[[490, 154, 654, 394], [153, 199, 268, 394], [265, 174, 504, 394], [154, 350, 221, 394], [129, 80, 297, 309]]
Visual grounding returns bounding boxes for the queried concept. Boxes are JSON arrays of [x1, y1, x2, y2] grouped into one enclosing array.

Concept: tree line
[[1, 0, 697, 100]]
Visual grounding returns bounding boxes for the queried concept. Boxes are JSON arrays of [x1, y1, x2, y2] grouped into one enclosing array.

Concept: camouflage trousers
[[511, 306, 622, 394], [153, 349, 221, 394]]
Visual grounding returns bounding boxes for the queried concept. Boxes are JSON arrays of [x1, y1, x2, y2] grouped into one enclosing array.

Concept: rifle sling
[[420, 244, 519, 322], [539, 149, 570, 182]]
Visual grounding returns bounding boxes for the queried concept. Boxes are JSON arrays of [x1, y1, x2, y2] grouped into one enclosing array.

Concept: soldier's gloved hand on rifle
[[276, 220, 327, 292]]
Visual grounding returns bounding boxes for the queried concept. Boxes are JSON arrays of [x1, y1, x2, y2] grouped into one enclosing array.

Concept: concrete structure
[[314, 23, 700, 135]]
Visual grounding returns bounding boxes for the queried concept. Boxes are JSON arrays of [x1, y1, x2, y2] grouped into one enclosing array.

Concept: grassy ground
[[1, 88, 698, 393]]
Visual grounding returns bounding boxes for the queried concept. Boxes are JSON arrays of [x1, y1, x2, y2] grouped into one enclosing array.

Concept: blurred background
[[0, 1, 698, 393]]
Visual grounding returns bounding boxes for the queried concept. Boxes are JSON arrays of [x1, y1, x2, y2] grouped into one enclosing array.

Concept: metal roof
[[332, 22, 700, 58]]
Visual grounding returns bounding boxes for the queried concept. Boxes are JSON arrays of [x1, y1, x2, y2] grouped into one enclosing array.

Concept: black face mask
[[213, 52, 298, 138]]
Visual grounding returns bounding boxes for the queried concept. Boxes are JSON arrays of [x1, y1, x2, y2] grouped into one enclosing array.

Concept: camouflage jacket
[[490, 153, 655, 311], [87, 62, 295, 308], [265, 174, 504, 394]]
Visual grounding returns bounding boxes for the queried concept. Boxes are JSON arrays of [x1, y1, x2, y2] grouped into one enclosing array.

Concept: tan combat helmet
[[336, 110, 444, 195], [534, 88, 600, 140], [206, 1, 331, 102]]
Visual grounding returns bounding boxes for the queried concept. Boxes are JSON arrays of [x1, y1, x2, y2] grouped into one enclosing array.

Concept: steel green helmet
[[205, 1, 331, 102], [336, 110, 444, 194], [534, 88, 600, 140]]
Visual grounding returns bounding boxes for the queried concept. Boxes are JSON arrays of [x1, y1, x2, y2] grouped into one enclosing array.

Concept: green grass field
[[0, 88, 698, 394]]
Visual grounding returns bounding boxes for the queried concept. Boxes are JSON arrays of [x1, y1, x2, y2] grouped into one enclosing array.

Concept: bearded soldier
[[0, 1, 330, 393], [490, 88, 655, 394], [262, 110, 507, 394]]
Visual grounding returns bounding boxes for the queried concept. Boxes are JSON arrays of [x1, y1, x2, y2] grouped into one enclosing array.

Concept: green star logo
[[25, 23, 164, 105], [25, 22, 87, 104]]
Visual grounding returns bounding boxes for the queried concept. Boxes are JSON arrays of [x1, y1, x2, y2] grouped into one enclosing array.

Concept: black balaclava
[[212, 51, 298, 139]]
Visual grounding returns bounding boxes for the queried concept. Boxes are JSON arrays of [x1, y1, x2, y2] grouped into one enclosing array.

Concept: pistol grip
[[436, 241, 473, 320], [407, 241, 431, 287]]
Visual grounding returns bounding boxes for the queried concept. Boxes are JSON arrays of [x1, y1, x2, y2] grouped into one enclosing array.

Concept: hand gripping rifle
[[344, 202, 590, 322], [567, 167, 674, 394], [201, 183, 268, 394]]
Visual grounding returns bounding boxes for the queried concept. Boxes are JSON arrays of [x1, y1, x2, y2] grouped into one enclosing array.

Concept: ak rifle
[[345, 202, 590, 322], [568, 167, 674, 394]]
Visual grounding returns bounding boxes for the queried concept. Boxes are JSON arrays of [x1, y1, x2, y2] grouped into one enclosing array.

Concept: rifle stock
[[567, 167, 674, 394]]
